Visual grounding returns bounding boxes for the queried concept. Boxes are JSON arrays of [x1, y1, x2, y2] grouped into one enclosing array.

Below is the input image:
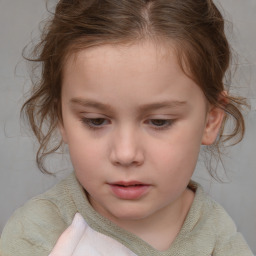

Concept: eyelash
[[80, 118, 175, 131], [80, 118, 109, 130], [147, 119, 174, 130]]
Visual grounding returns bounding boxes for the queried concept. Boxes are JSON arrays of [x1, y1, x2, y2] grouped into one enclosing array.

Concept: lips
[[108, 181, 150, 200]]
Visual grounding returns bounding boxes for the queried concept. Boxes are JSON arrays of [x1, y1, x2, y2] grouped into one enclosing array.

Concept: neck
[[110, 188, 195, 251]]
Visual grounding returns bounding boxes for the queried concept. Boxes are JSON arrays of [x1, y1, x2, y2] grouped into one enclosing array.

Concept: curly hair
[[22, 0, 247, 175]]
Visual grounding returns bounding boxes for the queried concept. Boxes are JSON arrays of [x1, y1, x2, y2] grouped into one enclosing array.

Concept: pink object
[[109, 182, 150, 200]]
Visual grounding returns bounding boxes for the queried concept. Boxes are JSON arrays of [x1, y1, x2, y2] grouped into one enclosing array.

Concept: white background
[[0, 0, 255, 253]]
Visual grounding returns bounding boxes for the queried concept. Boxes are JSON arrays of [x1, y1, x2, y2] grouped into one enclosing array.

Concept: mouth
[[108, 181, 150, 200], [110, 181, 148, 187]]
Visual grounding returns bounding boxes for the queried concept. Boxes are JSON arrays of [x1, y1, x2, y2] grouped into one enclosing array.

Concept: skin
[[59, 40, 225, 251]]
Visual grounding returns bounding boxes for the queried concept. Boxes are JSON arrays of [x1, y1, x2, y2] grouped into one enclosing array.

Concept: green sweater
[[0, 173, 253, 256]]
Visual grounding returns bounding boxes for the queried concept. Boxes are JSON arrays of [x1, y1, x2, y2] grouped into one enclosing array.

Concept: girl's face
[[60, 41, 223, 225]]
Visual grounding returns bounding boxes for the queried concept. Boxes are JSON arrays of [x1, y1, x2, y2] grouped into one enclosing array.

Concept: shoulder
[[205, 199, 253, 255], [1, 198, 66, 256], [0, 173, 79, 256], [189, 182, 238, 232], [191, 183, 253, 256]]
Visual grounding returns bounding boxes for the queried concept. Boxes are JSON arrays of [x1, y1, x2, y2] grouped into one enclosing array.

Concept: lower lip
[[109, 184, 150, 200]]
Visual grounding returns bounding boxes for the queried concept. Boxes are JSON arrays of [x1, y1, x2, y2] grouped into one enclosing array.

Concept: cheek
[[67, 134, 104, 173], [68, 139, 105, 191], [153, 130, 201, 163], [149, 127, 202, 179], [151, 141, 198, 198]]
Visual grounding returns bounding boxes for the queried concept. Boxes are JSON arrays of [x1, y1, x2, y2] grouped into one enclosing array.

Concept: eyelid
[[80, 117, 110, 130], [145, 118, 175, 130], [79, 111, 110, 118], [79, 113, 176, 131]]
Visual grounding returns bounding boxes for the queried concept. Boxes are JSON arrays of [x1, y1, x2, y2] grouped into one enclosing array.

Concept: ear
[[201, 105, 225, 145], [202, 91, 228, 145], [58, 121, 68, 144]]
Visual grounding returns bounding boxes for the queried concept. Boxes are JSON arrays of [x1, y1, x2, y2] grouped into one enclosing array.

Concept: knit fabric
[[0, 173, 253, 256]]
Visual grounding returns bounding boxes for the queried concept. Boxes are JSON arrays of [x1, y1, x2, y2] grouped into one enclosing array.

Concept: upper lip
[[108, 181, 149, 186]]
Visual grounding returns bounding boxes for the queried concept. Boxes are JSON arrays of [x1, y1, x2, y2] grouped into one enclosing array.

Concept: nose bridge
[[110, 124, 143, 166]]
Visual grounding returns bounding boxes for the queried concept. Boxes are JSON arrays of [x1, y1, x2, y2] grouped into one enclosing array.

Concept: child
[[0, 0, 253, 255]]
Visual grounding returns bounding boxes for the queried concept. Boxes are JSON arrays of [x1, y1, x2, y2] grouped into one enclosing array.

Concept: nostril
[[109, 134, 145, 167], [110, 150, 144, 167]]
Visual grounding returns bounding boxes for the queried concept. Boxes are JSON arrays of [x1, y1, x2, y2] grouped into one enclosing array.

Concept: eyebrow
[[70, 98, 187, 113], [70, 98, 115, 113], [138, 101, 188, 112]]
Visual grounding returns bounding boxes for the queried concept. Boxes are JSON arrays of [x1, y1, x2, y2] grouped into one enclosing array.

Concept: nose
[[109, 126, 144, 167]]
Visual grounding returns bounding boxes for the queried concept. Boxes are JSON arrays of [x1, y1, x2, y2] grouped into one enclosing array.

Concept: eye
[[150, 119, 168, 126], [80, 118, 109, 129], [147, 119, 174, 130]]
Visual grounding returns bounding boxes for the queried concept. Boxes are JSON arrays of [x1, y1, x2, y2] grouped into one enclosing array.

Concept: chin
[[109, 205, 153, 221]]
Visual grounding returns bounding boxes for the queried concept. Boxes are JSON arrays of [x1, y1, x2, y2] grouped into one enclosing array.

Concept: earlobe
[[201, 106, 225, 145]]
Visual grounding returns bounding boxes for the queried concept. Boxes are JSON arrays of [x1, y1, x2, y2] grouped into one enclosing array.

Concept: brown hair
[[22, 0, 247, 176]]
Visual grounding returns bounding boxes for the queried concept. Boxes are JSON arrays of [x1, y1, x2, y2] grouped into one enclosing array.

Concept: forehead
[[61, 40, 206, 108], [66, 40, 177, 71], [63, 40, 185, 87]]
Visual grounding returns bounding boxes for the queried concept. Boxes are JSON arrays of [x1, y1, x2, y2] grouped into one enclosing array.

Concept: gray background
[[0, 0, 255, 253]]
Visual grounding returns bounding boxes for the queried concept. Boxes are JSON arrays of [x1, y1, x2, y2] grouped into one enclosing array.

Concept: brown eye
[[89, 118, 105, 126], [80, 118, 109, 129], [147, 119, 175, 130], [150, 119, 169, 126]]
